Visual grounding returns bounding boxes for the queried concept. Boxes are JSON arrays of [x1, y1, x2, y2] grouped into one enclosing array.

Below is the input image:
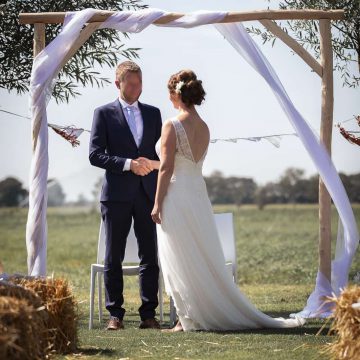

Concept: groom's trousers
[[100, 183, 159, 321]]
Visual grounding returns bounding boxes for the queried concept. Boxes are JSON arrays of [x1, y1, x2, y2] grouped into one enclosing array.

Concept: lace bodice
[[155, 118, 208, 167]]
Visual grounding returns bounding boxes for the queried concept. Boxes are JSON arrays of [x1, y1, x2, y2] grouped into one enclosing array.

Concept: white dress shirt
[[118, 97, 144, 171]]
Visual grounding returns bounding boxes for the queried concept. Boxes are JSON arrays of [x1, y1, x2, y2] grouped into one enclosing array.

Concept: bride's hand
[[137, 157, 154, 171], [151, 204, 162, 224]]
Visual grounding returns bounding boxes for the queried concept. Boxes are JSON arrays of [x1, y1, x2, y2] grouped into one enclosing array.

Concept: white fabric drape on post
[[214, 23, 359, 318], [26, 8, 167, 276], [26, 8, 358, 318]]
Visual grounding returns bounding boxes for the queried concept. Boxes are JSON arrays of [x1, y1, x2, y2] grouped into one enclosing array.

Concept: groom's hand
[[130, 159, 152, 176], [137, 157, 154, 171]]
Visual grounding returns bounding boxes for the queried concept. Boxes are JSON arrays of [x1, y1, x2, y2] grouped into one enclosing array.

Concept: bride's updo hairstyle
[[168, 70, 206, 107]]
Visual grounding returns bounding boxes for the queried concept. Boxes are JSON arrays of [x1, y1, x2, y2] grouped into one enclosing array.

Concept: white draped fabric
[[26, 8, 358, 318], [214, 23, 359, 318]]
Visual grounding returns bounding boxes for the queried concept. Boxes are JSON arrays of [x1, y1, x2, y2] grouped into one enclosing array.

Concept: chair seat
[[91, 263, 104, 271], [123, 265, 140, 275], [91, 263, 139, 275]]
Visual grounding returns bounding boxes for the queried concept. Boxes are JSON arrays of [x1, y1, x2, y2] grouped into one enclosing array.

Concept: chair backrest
[[214, 213, 237, 279], [97, 219, 140, 264]]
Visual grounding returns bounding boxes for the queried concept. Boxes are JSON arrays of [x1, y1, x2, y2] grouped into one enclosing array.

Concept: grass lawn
[[1, 204, 359, 359]]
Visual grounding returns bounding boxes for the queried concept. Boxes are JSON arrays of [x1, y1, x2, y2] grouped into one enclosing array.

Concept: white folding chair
[[89, 219, 164, 329], [169, 212, 237, 325], [214, 212, 237, 283]]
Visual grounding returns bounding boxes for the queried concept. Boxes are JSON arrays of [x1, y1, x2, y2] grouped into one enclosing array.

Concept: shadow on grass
[[208, 319, 332, 336], [169, 311, 332, 336], [72, 347, 115, 357], [208, 326, 329, 336]]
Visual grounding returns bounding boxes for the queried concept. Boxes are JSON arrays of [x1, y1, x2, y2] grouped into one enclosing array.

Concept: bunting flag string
[[210, 133, 297, 148], [1, 108, 358, 148]]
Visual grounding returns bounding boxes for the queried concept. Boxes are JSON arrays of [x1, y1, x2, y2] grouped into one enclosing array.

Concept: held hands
[[130, 157, 153, 176]]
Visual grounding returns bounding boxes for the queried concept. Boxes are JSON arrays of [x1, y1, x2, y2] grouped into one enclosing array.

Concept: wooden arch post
[[21, 9, 343, 285], [318, 19, 334, 281]]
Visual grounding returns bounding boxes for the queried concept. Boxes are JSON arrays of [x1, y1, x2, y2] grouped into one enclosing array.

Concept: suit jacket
[[89, 99, 162, 202]]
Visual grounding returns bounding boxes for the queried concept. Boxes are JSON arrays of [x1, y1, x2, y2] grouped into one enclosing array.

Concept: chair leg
[[97, 272, 103, 324], [169, 296, 177, 327], [158, 276, 163, 322], [89, 266, 96, 330]]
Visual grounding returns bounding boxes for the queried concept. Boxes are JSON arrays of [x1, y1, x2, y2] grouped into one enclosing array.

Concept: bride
[[148, 69, 304, 332]]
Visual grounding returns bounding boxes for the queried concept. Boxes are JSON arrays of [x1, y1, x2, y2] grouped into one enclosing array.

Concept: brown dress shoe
[[139, 318, 161, 329], [106, 316, 124, 330]]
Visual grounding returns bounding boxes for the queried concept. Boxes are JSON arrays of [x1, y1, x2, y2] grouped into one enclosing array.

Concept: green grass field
[[1, 204, 359, 359]]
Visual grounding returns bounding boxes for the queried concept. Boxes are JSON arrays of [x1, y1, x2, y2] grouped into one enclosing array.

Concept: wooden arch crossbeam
[[20, 9, 344, 283], [23, 10, 342, 78]]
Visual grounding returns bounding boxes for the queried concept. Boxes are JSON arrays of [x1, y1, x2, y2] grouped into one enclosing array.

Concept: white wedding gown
[[155, 118, 304, 331]]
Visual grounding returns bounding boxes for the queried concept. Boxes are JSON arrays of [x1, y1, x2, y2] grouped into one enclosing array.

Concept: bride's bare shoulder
[[161, 118, 177, 137], [162, 118, 175, 129], [198, 118, 210, 138]]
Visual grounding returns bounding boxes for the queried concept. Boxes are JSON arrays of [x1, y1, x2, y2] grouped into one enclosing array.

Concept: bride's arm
[[151, 121, 176, 224], [150, 160, 160, 170]]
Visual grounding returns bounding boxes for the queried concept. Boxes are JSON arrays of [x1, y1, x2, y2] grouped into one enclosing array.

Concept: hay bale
[[0, 295, 48, 360], [324, 285, 360, 360], [8, 275, 78, 354], [0, 280, 43, 309]]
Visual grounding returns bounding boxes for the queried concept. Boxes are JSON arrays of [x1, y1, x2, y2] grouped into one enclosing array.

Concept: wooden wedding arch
[[19, 9, 344, 286]]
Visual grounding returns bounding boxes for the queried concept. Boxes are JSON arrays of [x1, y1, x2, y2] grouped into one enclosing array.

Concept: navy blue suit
[[89, 98, 162, 320]]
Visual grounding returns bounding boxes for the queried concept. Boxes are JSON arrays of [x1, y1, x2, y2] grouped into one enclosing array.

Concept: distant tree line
[[0, 167, 359, 208], [204, 168, 360, 209]]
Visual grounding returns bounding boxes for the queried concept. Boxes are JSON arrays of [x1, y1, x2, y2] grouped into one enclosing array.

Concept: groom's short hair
[[116, 61, 142, 82]]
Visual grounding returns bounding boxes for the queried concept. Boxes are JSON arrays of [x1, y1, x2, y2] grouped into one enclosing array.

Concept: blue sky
[[0, 0, 359, 201]]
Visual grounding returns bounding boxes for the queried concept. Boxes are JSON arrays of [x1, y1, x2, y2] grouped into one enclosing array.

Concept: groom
[[89, 61, 162, 330]]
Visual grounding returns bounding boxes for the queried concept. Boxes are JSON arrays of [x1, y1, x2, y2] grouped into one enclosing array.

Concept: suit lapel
[[138, 101, 148, 149], [113, 99, 138, 149]]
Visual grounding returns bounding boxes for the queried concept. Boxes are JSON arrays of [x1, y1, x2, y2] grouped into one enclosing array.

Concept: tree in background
[[204, 171, 257, 205], [205, 171, 233, 204], [0, 0, 146, 103], [228, 176, 257, 207], [339, 172, 360, 203], [47, 179, 66, 206], [204, 168, 359, 209], [255, 181, 283, 209], [0, 177, 28, 207], [294, 174, 319, 203], [248, 0, 360, 87], [277, 167, 305, 203], [75, 193, 91, 206]]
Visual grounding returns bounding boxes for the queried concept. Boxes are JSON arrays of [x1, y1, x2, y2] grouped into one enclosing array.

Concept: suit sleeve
[[89, 108, 127, 174], [155, 108, 162, 161]]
